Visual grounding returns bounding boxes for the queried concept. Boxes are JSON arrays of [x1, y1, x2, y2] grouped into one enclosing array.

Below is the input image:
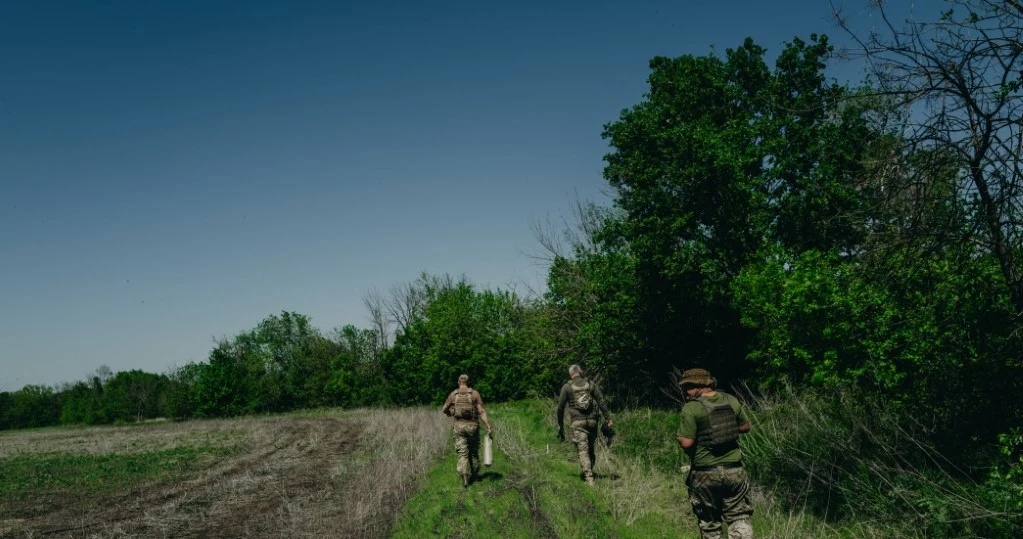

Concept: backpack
[[696, 395, 740, 447], [451, 387, 476, 420], [570, 379, 593, 412]]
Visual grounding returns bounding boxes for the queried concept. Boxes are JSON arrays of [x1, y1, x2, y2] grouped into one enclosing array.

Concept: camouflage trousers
[[452, 420, 481, 478], [686, 465, 754, 539], [570, 418, 598, 479]]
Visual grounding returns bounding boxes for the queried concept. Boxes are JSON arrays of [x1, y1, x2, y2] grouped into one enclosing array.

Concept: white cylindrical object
[[483, 434, 493, 466]]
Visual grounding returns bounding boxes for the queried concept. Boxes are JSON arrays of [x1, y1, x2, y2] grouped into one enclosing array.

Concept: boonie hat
[[680, 368, 714, 388]]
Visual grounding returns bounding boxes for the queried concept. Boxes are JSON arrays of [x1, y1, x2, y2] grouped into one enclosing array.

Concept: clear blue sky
[[0, 0, 946, 391]]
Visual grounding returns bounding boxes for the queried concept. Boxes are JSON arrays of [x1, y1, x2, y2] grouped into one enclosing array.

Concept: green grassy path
[[391, 401, 698, 539]]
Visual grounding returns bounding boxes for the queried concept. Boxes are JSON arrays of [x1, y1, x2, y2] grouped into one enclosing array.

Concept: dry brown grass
[[306, 407, 450, 538]]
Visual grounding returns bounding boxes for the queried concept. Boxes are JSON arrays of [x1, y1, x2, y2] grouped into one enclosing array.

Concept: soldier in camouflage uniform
[[677, 368, 754, 539], [555, 364, 613, 485], [441, 374, 492, 488]]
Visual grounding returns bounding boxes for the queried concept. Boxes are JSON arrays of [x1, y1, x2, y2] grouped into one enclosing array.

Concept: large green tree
[[599, 35, 876, 384], [536, 204, 648, 398], [326, 324, 388, 407], [382, 275, 535, 404]]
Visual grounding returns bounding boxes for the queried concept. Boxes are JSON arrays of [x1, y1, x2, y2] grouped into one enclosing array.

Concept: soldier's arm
[[440, 393, 454, 416], [473, 391, 491, 432], [555, 386, 569, 429], [678, 404, 697, 449], [677, 436, 696, 466]]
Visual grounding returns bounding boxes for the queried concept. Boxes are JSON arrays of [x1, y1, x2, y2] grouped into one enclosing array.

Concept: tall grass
[[605, 402, 855, 538], [300, 407, 450, 538], [739, 384, 1023, 538]]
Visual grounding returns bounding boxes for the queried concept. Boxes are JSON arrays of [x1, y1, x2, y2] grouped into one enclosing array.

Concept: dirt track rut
[[4, 417, 362, 539]]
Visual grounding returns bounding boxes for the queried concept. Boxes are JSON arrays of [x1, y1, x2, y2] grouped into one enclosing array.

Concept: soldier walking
[[555, 364, 613, 485], [677, 368, 754, 539], [441, 374, 492, 488]]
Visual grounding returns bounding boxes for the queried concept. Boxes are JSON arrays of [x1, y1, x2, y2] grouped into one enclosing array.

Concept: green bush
[[609, 406, 688, 474]]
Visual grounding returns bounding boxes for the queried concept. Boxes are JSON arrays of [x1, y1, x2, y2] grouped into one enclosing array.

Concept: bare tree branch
[[835, 0, 1023, 314]]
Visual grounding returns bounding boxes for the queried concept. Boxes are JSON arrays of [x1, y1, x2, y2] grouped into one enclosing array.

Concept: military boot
[[461, 473, 470, 488]]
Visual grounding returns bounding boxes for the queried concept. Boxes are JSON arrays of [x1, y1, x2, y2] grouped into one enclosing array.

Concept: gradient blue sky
[[0, 0, 946, 391]]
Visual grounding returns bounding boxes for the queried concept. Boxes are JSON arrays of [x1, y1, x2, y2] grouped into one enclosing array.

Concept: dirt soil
[[1, 417, 366, 539]]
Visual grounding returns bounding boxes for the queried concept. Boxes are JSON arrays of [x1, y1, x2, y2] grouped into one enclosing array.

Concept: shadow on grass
[[474, 471, 504, 483]]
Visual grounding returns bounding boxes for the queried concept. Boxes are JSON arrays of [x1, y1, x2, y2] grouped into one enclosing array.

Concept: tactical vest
[[451, 387, 476, 420], [570, 379, 593, 412], [695, 395, 740, 448]]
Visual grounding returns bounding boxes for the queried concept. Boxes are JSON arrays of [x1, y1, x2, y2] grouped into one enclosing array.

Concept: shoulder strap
[[696, 395, 732, 411]]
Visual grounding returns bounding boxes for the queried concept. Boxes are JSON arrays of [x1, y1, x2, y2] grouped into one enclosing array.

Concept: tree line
[[0, 279, 553, 429], [4, 0, 1022, 491]]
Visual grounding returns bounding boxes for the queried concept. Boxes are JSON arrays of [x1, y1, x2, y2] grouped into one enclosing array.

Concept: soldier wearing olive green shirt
[[677, 368, 753, 539]]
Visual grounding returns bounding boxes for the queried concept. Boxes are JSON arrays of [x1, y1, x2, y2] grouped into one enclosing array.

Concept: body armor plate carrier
[[696, 396, 740, 447], [452, 387, 476, 420]]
